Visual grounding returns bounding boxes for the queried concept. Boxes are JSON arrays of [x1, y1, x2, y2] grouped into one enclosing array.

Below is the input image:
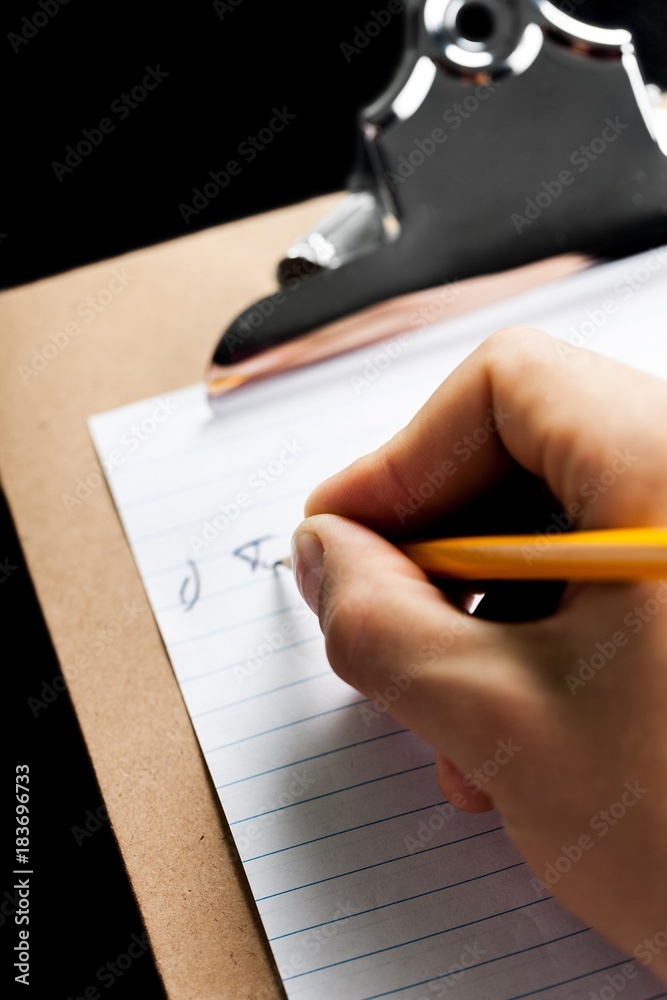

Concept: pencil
[[398, 528, 667, 580], [278, 528, 667, 581]]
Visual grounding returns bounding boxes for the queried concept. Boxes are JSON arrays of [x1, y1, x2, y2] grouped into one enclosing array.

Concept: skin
[[291, 327, 667, 981]]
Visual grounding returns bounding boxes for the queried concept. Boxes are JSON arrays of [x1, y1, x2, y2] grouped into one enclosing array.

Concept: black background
[[2, 2, 666, 997]]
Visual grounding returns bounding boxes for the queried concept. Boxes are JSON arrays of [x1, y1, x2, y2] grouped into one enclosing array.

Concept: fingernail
[[291, 531, 324, 614]]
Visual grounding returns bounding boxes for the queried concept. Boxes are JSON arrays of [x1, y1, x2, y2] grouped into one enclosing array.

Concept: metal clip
[[215, 0, 667, 367]]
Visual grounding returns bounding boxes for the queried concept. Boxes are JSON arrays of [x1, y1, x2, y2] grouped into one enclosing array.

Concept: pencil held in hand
[[278, 529, 667, 582]]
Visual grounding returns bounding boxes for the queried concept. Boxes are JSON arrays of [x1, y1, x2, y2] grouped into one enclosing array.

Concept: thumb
[[291, 513, 501, 752]]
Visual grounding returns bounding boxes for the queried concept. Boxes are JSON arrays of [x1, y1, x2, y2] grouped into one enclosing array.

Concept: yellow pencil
[[396, 528, 667, 581]]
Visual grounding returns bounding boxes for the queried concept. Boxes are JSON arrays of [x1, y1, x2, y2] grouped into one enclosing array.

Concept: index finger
[[305, 327, 667, 533]]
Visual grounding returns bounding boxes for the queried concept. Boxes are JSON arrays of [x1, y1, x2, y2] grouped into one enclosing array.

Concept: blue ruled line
[[205, 699, 370, 755], [284, 898, 552, 981], [507, 959, 663, 999], [357, 929, 591, 1000], [267, 861, 529, 941], [182, 635, 319, 685], [232, 762, 435, 826], [216, 728, 409, 790], [255, 826, 504, 902], [191, 669, 332, 719], [245, 797, 445, 862]]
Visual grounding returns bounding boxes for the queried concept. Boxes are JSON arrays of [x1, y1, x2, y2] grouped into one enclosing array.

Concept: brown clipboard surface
[[0, 194, 341, 1000]]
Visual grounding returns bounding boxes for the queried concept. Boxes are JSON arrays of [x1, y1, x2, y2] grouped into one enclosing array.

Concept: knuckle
[[483, 326, 550, 377], [545, 420, 589, 500], [377, 435, 421, 508]]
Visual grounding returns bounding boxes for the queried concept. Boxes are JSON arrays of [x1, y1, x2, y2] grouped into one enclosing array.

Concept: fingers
[[292, 513, 467, 705], [291, 513, 522, 758], [305, 327, 667, 534], [435, 752, 495, 814]]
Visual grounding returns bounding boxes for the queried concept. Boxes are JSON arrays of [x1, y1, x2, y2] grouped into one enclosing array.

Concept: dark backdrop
[[3, 0, 667, 290], [2, 3, 666, 998]]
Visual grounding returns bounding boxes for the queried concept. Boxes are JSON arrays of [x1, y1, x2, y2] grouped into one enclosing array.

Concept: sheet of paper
[[89, 249, 667, 1000]]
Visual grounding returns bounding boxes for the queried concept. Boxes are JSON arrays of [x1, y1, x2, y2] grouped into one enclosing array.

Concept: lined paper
[[90, 249, 667, 1000]]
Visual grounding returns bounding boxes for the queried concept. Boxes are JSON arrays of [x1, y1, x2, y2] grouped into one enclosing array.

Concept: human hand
[[292, 327, 667, 979]]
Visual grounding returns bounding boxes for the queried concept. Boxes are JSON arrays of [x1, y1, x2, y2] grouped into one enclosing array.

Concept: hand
[[291, 327, 667, 980]]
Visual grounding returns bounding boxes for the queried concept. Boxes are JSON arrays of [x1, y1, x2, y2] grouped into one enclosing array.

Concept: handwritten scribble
[[179, 559, 201, 611], [233, 536, 275, 572]]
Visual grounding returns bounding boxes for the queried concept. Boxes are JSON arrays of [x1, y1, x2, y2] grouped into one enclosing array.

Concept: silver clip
[[216, 0, 667, 365]]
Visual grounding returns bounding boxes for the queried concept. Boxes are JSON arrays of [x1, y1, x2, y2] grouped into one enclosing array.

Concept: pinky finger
[[435, 752, 495, 814]]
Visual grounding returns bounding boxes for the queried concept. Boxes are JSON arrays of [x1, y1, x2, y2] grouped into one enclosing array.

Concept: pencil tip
[[273, 556, 292, 571]]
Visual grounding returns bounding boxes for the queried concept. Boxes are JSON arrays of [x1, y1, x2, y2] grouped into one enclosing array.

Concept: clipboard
[[0, 196, 342, 1000], [3, 194, 667, 997], [3, 6, 667, 994]]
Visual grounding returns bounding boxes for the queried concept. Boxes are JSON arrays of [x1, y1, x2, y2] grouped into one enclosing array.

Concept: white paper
[[89, 249, 667, 1000]]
